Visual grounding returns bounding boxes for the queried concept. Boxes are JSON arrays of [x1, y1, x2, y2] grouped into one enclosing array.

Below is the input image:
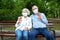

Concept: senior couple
[[15, 5, 54, 40]]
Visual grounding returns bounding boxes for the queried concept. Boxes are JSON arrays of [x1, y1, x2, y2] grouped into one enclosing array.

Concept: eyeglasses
[[32, 8, 38, 10], [22, 10, 28, 13]]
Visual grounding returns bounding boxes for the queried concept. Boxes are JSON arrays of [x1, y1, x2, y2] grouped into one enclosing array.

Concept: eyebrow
[[32, 8, 37, 10]]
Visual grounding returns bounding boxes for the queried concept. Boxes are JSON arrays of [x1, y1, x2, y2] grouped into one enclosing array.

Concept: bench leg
[[1, 36, 3, 40]]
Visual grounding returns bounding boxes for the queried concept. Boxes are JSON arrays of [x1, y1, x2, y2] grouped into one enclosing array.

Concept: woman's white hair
[[22, 8, 30, 15]]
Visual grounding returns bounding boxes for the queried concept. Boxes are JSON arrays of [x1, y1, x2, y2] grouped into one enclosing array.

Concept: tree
[[0, 0, 60, 21]]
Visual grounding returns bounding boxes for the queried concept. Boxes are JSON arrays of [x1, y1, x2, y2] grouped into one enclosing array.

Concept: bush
[[0, 0, 60, 21]]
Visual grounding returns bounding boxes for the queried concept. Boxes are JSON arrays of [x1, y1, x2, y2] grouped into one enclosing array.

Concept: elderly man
[[29, 5, 54, 40]]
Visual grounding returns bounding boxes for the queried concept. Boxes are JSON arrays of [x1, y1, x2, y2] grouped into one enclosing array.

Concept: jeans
[[29, 28, 54, 40], [15, 30, 29, 40]]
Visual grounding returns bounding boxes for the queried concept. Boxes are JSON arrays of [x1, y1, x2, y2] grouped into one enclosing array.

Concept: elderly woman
[[15, 8, 32, 40]]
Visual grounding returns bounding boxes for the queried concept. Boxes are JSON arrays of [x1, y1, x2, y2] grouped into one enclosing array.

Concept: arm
[[15, 21, 20, 27], [41, 13, 48, 24], [15, 17, 22, 27]]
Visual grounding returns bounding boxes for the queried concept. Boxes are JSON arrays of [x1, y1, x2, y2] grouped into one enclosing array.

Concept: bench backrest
[[0, 21, 54, 33]]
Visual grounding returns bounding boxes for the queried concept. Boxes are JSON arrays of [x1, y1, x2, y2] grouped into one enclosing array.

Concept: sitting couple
[[15, 5, 54, 40]]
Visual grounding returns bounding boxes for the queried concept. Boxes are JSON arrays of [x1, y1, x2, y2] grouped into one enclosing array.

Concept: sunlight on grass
[[52, 23, 60, 30]]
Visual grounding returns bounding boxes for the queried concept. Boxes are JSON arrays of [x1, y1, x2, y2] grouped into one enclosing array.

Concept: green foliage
[[0, 0, 60, 21]]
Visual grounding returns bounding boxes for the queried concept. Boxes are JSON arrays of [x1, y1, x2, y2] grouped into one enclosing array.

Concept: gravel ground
[[0, 37, 60, 40]]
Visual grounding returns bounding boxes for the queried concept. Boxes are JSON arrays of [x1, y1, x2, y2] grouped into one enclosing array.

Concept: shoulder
[[28, 17, 31, 20], [30, 14, 35, 17], [40, 13, 45, 16], [30, 14, 35, 16], [40, 13, 45, 15]]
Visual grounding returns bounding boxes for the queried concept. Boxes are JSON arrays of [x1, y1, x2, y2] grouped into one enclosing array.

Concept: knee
[[15, 34, 22, 40], [29, 32, 32, 36], [16, 34, 22, 38], [29, 32, 35, 37], [23, 34, 28, 38], [46, 33, 54, 38], [15, 30, 22, 38], [15, 32, 22, 38]]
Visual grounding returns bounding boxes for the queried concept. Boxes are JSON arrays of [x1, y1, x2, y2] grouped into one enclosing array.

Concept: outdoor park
[[0, 0, 60, 40]]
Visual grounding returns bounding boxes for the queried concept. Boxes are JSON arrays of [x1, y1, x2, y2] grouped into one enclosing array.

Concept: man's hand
[[37, 13, 41, 19], [23, 27, 28, 31]]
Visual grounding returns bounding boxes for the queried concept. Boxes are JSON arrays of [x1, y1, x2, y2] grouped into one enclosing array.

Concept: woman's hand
[[23, 27, 28, 30], [17, 17, 22, 24]]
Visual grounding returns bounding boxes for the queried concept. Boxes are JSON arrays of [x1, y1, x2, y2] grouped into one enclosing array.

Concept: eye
[[32, 8, 37, 10]]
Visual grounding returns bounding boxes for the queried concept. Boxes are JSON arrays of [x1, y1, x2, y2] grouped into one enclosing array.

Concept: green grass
[[2, 27, 15, 31], [53, 23, 60, 30]]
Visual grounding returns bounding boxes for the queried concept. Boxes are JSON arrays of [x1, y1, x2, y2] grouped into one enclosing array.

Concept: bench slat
[[0, 21, 55, 38]]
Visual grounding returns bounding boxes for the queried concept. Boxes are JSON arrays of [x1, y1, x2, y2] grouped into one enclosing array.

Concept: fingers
[[23, 27, 28, 30], [17, 17, 22, 24]]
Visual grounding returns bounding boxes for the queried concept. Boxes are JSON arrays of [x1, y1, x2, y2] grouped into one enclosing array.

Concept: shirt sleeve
[[15, 21, 20, 28], [15, 16, 21, 27], [30, 15, 33, 19], [41, 13, 48, 24]]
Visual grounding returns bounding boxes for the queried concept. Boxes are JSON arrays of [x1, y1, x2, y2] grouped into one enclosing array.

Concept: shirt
[[15, 16, 32, 31], [30, 13, 48, 28]]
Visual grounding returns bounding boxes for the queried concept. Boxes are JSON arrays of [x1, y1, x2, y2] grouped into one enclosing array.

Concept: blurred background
[[0, 0, 60, 21]]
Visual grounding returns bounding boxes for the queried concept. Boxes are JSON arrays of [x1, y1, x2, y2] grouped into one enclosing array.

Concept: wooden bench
[[0, 21, 55, 40]]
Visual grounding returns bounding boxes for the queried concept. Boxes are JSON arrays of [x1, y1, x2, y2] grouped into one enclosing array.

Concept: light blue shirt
[[30, 13, 48, 28]]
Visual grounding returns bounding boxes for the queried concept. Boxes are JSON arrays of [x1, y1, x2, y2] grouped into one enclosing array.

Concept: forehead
[[22, 10, 27, 13], [32, 6, 38, 9]]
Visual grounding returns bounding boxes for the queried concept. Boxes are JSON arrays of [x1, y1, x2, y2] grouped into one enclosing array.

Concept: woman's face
[[23, 10, 27, 13], [22, 10, 28, 16]]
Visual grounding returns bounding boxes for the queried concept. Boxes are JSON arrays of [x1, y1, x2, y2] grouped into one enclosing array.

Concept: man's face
[[32, 6, 38, 14]]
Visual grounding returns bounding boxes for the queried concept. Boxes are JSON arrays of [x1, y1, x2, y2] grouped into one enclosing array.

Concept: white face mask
[[33, 9, 38, 14], [22, 13, 28, 16]]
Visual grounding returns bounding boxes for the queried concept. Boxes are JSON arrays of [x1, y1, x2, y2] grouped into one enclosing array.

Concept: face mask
[[33, 9, 38, 14], [22, 13, 28, 16]]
